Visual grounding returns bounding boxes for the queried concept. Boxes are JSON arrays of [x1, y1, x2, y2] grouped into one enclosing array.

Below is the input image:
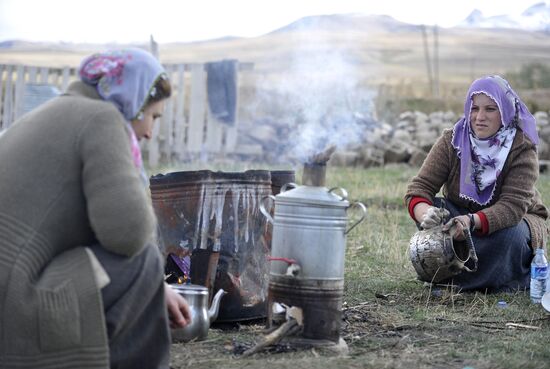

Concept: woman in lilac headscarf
[[0, 48, 190, 369], [405, 75, 549, 292]]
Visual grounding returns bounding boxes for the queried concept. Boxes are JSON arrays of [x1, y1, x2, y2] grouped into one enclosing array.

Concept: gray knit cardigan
[[0, 81, 156, 369]]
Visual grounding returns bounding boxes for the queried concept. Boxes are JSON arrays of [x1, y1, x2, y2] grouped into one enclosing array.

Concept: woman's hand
[[165, 283, 192, 329], [414, 203, 450, 229], [442, 214, 475, 241]]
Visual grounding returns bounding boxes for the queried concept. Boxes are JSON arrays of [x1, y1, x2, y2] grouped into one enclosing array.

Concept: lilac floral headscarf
[[451, 75, 538, 205], [79, 48, 168, 183]]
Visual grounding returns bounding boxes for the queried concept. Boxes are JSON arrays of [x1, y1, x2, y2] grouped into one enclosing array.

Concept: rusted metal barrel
[[150, 170, 272, 321], [269, 170, 295, 196]]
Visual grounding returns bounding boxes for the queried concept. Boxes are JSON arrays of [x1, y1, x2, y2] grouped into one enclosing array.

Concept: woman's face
[[469, 93, 502, 139], [130, 100, 165, 140]]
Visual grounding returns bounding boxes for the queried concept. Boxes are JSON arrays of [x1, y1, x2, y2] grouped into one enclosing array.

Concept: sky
[[0, 0, 541, 44]]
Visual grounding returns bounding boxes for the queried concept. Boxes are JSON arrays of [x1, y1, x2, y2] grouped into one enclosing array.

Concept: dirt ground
[[169, 292, 550, 369]]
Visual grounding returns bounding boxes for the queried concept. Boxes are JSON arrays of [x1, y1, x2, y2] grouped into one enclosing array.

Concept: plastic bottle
[[530, 248, 548, 303]]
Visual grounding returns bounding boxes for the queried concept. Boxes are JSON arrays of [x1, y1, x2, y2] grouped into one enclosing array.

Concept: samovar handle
[[328, 186, 349, 201], [259, 195, 276, 224], [280, 182, 298, 193], [345, 202, 367, 235]]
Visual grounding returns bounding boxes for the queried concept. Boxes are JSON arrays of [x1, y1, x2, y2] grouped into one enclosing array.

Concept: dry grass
[[165, 164, 550, 369]]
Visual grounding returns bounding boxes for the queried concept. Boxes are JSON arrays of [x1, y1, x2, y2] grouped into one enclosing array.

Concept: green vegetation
[[506, 63, 550, 90], [169, 165, 550, 369]]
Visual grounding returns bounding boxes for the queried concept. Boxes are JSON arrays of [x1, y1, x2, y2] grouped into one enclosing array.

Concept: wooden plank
[[146, 125, 160, 167], [187, 63, 206, 153], [173, 63, 186, 158], [27, 66, 37, 83], [147, 100, 161, 167], [60, 67, 71, 92], [2, 65, 14, 129], [13, 65, 25, 120], [205, 111, 224, 153], [51, 70, 60, 87], [0, 65, 5, 129], [160, 65, 175, 160], [39, 67, 49, 84]]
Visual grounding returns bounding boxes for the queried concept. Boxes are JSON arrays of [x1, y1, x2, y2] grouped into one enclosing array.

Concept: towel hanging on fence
[[206, 59, 237, 125]]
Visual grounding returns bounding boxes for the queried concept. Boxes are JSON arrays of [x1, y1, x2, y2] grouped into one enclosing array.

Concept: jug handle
[[345, 202, 367, 235], [328, 187, 349, 201], [280, 182, 298, 193], [260, 195, 276, 224], [461, 228, 479, 272]]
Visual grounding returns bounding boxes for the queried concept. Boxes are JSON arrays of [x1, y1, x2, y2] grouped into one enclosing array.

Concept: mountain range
[[1, 1, 549, 102], [459, 2, 550, 32]]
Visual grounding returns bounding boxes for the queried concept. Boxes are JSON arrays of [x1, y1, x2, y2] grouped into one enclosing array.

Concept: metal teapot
[[169, 284, 226, 342], [409, 219, 478, 283]]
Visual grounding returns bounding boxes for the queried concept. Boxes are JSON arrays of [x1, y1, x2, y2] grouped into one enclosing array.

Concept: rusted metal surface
[[269, 170, 295, 195], [268, 275, 344, 342], [150, 169, 273, 321]]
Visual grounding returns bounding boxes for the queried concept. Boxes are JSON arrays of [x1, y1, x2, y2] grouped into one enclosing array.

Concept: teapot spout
[[208, 289, 227, 322]]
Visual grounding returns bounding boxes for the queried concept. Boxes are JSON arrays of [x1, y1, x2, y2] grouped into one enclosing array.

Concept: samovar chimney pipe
[[301, 163, 327, 187]]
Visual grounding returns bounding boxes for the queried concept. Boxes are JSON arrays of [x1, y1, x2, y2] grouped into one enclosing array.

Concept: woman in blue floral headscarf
[[0, 48, 190, 369], [405, 75, 549, 292]]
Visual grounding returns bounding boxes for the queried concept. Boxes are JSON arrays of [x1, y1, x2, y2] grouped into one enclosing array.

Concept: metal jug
[[169, 284, 227, 342], [409, 219, 478, 283]]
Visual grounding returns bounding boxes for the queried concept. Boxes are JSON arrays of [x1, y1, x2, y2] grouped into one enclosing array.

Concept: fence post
[[39, 67, 49, 84], [173, 63, 186, 158], [0, 65, 5, 129], [187, 63, 206, 154], [13, 65, 26, 120], [159, 65, 175, 161], [61, 67, 71, 92], [2, 65, 14, 129]]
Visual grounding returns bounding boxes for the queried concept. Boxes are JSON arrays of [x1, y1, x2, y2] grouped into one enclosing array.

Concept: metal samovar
[[260, 162, 366, 343]]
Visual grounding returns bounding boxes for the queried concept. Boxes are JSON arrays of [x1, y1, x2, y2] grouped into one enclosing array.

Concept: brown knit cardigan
[[405, 128, 549, 249]]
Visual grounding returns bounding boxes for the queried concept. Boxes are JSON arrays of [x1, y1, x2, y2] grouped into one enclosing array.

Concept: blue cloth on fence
[[206, 59, 237, 125], [433, 198, 533, 293]]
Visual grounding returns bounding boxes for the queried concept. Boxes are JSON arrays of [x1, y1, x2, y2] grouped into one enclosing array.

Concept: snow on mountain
[[458, 2, 550, 31]]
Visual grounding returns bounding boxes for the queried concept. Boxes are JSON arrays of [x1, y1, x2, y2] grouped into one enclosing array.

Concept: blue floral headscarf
[[451, 75, 538, 205], [79, 48, 167, 121], [79, 48, 168, 185]]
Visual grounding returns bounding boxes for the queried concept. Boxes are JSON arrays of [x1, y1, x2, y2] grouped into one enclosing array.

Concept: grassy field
[[168, 164, 550, 369]]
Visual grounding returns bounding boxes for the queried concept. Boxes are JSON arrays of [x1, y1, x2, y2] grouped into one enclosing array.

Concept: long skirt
[[90, 244, 171, 369], [433, 198, 533, 293]]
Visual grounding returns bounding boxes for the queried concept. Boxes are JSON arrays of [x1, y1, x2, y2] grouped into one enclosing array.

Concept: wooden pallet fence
[[0, 61, 253, 165]]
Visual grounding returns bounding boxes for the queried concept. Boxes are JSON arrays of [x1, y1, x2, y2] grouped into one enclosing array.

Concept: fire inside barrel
[[151, 169, 295, 322]]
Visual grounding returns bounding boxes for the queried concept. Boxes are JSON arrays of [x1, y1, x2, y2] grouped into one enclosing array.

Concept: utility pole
[[433, 25, 439, 98], [421, 25, 434, 97]]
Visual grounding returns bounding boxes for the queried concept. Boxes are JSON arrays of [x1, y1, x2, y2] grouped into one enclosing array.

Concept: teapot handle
[[280, 182, 298, 193], [461, 228, 479, 272], [328, 186, 349, 201], [259, 195, 276, 224], [345, 202, 367, 235]]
